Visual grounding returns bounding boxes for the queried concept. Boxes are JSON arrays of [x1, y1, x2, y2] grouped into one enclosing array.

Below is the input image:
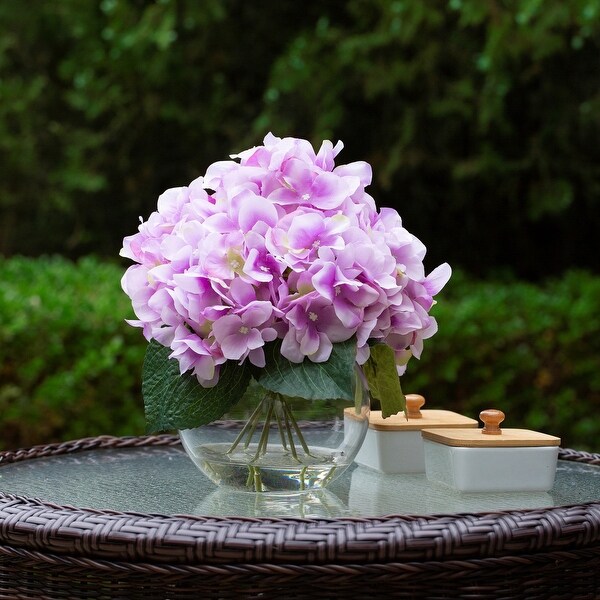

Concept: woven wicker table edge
[[1, 435, 599, 567], [1, 542, 600, 579]]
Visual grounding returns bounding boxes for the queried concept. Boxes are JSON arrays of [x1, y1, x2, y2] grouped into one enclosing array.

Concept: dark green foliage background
[[1, 257, 598, 450], [1, 0, 599, 277]]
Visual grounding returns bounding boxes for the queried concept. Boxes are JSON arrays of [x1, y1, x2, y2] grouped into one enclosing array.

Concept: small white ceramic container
[[422, 409, 561, 492], [345, 394, 478, 474]]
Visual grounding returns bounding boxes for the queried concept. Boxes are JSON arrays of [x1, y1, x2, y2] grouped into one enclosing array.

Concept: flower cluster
[[121, 134, 451, 386]]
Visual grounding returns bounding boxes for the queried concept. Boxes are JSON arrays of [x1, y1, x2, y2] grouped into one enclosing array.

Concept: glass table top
[[1, 441, 599, 519]]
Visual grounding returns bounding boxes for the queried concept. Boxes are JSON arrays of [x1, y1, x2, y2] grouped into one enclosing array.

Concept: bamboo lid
[[421, 409, 561, 447], [345, 395, 478, 431]]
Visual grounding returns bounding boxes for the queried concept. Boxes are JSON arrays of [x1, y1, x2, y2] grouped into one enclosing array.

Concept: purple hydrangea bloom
[[121, 134, 451, 386]]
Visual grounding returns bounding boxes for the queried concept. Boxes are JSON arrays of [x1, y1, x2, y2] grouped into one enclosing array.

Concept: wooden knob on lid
[[406, 394, 426, 419], [480, 409, 505, 435]]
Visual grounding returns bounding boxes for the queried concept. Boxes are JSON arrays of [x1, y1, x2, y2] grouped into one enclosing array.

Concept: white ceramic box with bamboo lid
[[422, 409, 561, 492], [345, 394, 478, 473]]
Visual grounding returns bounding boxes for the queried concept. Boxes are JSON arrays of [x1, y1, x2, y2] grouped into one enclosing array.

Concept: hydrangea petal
[[281, 329, 305, 363], [220, 333, 250, 360], [310, 172, 358, 209], [236, 190, 279, 231], [309, 333, 333, 362], [424, 263, 452, 296]]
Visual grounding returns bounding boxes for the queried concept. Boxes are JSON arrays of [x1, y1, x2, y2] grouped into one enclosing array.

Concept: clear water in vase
[[180, 384, 369, 492]]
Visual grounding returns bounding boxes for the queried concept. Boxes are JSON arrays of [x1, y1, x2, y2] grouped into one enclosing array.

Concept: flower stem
[[253, 399, 274, 461], [226, 391, 313, 469], [283, 413, 299, 461], [246, 466, 265, 492], [282, 398, 311, 456], [274, 401, 288, 450], [299, 466, 307, 491], [227, 398, 266, 454]]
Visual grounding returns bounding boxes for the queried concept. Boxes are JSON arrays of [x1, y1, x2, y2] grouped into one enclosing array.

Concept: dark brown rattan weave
[[1, 435, 599, 599]]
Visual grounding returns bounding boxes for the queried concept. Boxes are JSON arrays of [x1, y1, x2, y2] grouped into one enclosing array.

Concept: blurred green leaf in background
[[0, 0, 598, 277]]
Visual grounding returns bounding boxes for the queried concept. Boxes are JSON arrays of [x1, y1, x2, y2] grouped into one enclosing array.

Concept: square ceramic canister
[[422, 409, 561, 492], [344, 394, 478, 473]]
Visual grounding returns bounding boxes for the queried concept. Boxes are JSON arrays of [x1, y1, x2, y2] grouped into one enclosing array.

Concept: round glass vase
[[179, 376, 369, 493]]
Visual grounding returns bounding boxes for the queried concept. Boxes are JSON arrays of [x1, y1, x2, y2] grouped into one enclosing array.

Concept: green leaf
[[257, 338, 357, 401], [142, 340, 251, 432], [363, 343, 406, 418]]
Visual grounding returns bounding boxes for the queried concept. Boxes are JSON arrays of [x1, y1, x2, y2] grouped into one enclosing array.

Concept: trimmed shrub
[[0, 256, 146, 448], [403, 270, 600, 450], [1, 257, 598, 450]]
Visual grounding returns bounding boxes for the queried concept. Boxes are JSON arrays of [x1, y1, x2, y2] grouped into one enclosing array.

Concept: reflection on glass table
[[1, 440, 599, 518]]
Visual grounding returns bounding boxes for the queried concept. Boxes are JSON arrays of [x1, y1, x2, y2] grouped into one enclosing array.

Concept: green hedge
[[0, 256, 146, 449], [403, 270, 600, 450], [1, 257, 598, 450]]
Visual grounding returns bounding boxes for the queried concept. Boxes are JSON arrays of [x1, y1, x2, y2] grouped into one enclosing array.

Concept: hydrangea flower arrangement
[[121, 134, 450, 433]]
